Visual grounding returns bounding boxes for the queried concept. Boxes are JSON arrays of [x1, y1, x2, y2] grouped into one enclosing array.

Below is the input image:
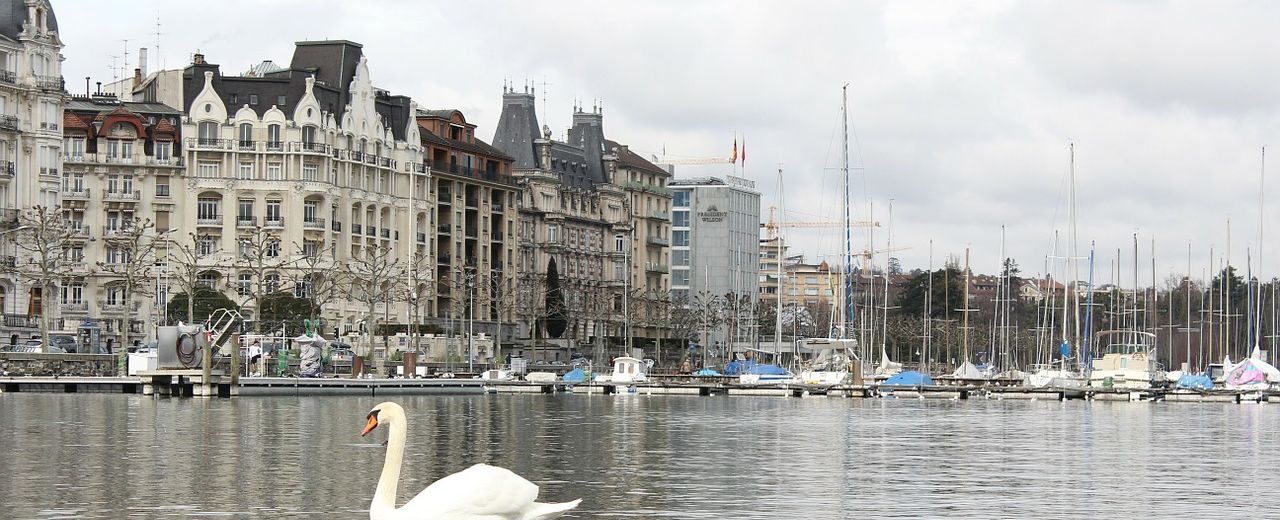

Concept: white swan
[[361, 401, 581, 520]]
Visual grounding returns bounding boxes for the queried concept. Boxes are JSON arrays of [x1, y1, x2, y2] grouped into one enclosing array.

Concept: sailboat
[[795, 85, 868, 385], [1025, 144, 1087, 389]]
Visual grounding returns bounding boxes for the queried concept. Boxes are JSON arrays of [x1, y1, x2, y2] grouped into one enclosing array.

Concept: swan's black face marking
[[362, 409, 381, 436]]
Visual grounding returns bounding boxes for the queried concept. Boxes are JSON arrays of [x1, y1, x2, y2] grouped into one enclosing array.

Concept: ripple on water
[[1, 394, 1277, 518]]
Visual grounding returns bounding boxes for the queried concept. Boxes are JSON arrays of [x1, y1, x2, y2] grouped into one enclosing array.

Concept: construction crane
[[649, 154, 731, 166], [761, 205, 878, 238]]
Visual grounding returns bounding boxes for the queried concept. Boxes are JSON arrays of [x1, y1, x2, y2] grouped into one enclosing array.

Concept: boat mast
[[1257, 146, 1266, 352], [840, 84, 854, 343], [962, 247, 971, 364], [881, 200, 893, 362], [1082, 242, 1096, 374], [924, 239, 933, 373], [775, 165, 784, 355], [1068, 143, 1081, 362], [1186, 242, 1193, 372]]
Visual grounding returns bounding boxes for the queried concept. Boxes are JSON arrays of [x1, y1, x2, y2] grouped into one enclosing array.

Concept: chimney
[[193, 52, 205, 65], [133, 68, 142, 88], [95, 81, 101, 95], [138, 47, 148, 76]]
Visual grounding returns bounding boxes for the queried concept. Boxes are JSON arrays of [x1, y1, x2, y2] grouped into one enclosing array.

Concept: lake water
[[0, 393, 1275, 519]]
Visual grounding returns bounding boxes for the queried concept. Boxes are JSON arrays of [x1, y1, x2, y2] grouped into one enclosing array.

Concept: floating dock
[[3, 375, 1279, 404]]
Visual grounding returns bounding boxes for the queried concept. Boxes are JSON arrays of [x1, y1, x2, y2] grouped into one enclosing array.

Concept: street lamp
[[466, 269, 475, 373]]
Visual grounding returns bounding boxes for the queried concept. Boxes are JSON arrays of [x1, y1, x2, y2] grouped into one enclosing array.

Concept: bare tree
[[399, 250, 433, 353], [228, 226, 300, 335], [95, 217, 163, 352], [344, 244, 404, 356], [289, 240, 348, 327], [2, 206, 81, 353]]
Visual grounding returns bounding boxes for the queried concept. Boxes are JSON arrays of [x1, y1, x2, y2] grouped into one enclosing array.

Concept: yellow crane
[[649, 154, 732, 166], [761, 205, 878, 238]]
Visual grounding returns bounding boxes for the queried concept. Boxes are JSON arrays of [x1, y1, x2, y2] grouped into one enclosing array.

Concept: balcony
[[302, 141, 328, 154], [237, 140, 255, 151], [437, 224, 451, 235], [647, 236, 670, 247], [62, 187, 90, 200], [150, 156, 182, 167], [196, 217, 223, 228], [0, 255, 14, 268], [33, 75, 63, 91], [105, 154, 137, 164], [350, 151, 365, 162], [365, 225, 376, 237], [437, 190, 452, 203], [102, 225, 136, 239], [0, 114, 18, 132], [331, 220, 342, 232], [645, 263, 670, 274], [62, 302, 88, 314], [303, 218, 326, 230], [416, 232, 426, 244], [266, 141, 283, 152], [100, 300, 141, 314], [438, 253, 452, 265], [3, 314, 37, 329], [0, 161, 13, 178], [649, 209, 670, 221], [67, 224, 89, 240], [263, 217, 285, 228], [622, 180, 674, 197], [103, 190, 141, 201], [189, 138, 232, 150], [0, 70, 14, 84], [237, 216, 257, 229], [492, 203, 504, 213], [380, 228, 390, 239], [364, 154, 377, 165]]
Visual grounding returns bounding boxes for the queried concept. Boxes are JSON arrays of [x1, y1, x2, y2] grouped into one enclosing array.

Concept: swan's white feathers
[[399, 464, 540, 516]]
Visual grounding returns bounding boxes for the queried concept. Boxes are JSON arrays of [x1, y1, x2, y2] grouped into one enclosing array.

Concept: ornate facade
[[0, 0, 64, 346]]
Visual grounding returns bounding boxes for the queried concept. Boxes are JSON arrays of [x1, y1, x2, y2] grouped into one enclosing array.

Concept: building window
[[237, 273, 251, 296], [277, 95, 286, 106], [672, 210, 689, 227], [672, 269, 690, 286], [265, 200, 282, 225], [302, 125, 317, 145], [63, 136, 85, 159], [237, 162, 254, 180], [197, 237, 216, 257], [249, 94, 259, 106], [614, 234, 625, 252], [154, 141, 172, 163], [265, 272, 280, 293], [197, 161, 219, 178], [266, 163, 282, 181], [546, 225, 558, 243], [197, 197, 220, 220], [238, 123, 253, 148], [673, 230, 689, 247], [198, 121, 218, 144], [238, 199, 254, 221], [673, 250, 689, 266], [673, 190, 690, 207], [267, 124, 281, 149], [302, 164, 318, 181]]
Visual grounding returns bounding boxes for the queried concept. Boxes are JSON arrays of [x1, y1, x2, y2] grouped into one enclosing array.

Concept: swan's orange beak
[[361, 412, 379, 436]]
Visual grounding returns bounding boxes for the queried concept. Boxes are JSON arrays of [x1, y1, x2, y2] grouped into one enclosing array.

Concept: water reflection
[[0, 394, 1276, 518]]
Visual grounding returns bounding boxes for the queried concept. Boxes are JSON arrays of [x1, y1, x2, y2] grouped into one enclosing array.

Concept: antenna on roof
[[121, 39, 130, 83], [154, 14, 164, 70]]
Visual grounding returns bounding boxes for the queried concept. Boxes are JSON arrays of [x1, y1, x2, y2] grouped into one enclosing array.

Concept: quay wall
[[0, 353, 118, 377]]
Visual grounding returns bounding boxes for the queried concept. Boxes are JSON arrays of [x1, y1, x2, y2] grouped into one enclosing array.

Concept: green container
[[1103, 376, 1114, 388]]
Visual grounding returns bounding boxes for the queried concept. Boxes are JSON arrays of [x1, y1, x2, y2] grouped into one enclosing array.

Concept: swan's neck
[[372, 416, 407, 514]]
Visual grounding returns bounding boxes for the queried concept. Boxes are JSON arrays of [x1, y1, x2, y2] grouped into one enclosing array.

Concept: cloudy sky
[[57, 1, 1280, 285]]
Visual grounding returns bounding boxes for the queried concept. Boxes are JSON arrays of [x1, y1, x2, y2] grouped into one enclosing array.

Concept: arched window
[[302, 125, 317, 146], [267, 124, 281, 149], [198, 121, 219, 146], [238, 123, 253, 149]]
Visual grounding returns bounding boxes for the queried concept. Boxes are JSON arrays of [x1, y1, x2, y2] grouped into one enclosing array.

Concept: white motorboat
[[1087, 330, 1163, 389]]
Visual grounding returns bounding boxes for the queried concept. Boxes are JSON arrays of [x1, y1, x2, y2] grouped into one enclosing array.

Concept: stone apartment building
[[0, 0, 66, 347], [492, 87, 671, 359]]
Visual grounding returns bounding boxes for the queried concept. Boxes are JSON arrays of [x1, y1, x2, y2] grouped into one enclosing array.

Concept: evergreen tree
[[544, 257, 567, 339]]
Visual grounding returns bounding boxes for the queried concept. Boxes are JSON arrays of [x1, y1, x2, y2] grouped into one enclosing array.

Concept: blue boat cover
[[561, 368, 586, 383], [723, 360, 753, 375], [694, 368, 722, 376], [884, 370, 935, 386], [1176, 373, 1213, 390], [746, 364, 790, 376]]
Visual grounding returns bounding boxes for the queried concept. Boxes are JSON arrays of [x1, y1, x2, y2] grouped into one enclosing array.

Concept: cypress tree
[[544, 257, 567, 338]]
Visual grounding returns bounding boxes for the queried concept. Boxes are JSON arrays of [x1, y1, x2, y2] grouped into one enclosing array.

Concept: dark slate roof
[[492, 91, 541, 169], [548, 142, 598, 189], [65, 96, 181, 116], [0, 0, 56, 41], [605, 139, 667, 176]]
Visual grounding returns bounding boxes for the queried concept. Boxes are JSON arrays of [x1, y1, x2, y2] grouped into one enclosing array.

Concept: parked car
[[330, 347, 354, 363], [11, 344, 68, 353], [22, 336, 79, 353]]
